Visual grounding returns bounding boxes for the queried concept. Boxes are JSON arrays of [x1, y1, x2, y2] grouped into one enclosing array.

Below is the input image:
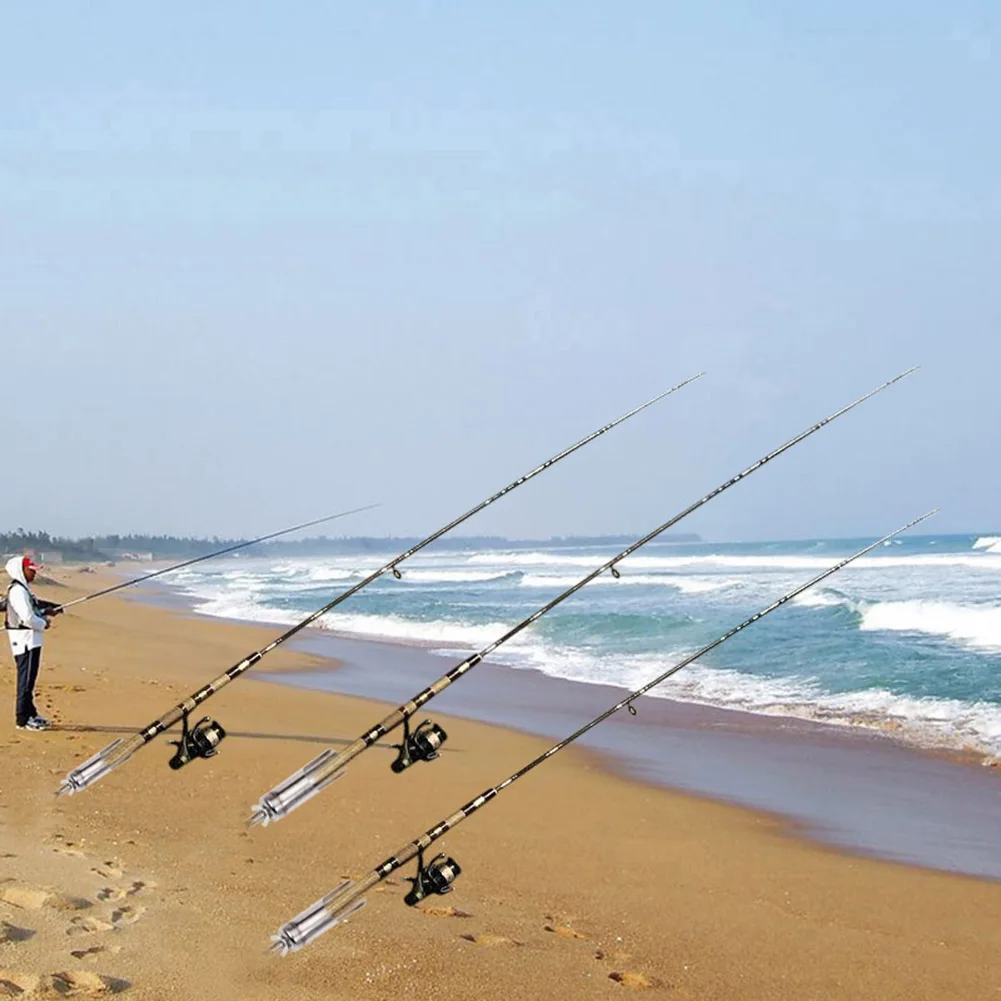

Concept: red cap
[[22, 556, 42, 574]]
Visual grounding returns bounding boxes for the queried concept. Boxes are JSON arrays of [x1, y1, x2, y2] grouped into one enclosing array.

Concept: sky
[[2, 2, 998, 543]]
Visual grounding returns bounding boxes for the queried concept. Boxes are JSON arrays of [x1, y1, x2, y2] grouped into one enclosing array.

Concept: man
[[4, 555, 61, 730]]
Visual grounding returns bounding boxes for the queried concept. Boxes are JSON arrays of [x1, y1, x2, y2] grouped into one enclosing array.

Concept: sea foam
[[973, 536, 1001, 554], [859, 599, 1001, 651], [519, 573, 735, 593], [163, 537, 1001, 760]]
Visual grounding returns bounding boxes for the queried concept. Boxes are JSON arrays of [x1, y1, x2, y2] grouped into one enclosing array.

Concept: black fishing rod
[[270, 510, 936, 955], [51, 506, 380, 613], [249, 367, 916, 829], [57, 375, 701, 796]]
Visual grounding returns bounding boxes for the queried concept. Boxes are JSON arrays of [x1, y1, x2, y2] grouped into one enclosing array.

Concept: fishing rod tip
[[883, 508, 939, 541], [903, 508, 939, 527], [650, 371, 707, 403]]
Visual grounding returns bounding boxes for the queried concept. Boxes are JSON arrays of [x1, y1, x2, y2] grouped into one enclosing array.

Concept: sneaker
[[22, 717, 49, 731]]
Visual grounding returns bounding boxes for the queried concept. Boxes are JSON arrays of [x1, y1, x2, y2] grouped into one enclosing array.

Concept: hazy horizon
[[4, 528, 998, 552], [4, 3, 996, 542]]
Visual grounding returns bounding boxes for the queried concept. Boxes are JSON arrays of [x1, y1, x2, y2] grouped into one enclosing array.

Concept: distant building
[[120, 552, 155, 562], [40, 551, 64, 564]]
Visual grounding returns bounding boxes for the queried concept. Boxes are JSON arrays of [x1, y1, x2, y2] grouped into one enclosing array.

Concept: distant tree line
[[0, 529, 110, 561], [0, 529, 249, 561], [0, 529, 700, 562]]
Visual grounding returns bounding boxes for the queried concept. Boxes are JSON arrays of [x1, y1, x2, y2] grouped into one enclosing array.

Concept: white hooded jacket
[[5, 556, 47, 656]]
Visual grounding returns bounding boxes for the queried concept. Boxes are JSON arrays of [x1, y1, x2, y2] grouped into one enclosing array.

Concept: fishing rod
[[249, 367, 916, 829], [270, 510, 936, 955], [51, 506, 381, 613], [57, 375, 701, 796]]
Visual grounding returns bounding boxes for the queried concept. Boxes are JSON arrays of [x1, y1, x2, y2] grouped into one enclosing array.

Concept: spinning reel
[[391, 717, 447, 773], [404, 847, 462, 906], [168, 710, 227, 770]]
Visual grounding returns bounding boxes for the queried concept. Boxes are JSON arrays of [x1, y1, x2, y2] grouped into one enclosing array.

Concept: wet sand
[[2, 567, 1001, 1000], [281, 632, 1001, 880]]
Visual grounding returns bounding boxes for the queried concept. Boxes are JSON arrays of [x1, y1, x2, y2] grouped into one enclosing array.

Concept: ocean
[[161, 532, 1001, 762]]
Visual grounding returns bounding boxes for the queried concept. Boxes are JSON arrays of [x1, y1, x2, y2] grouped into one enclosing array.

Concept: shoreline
[[127, 572, 1001, 881], [3, 568, 1001, 999], [124, 556, 1001, 766], [271, 631, 1001, 882], [129, 567, 998, 762]]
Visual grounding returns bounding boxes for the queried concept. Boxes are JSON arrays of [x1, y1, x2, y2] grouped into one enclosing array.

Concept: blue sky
[[2, 2, 997, 541]]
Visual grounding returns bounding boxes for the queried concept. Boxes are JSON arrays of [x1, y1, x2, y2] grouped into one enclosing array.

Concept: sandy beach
[[2, 568, 1001, 1000]]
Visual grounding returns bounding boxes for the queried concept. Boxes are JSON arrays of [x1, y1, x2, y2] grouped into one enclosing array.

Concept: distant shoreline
[[12, 530, 1001, 567], [0, 531, 704, 564]]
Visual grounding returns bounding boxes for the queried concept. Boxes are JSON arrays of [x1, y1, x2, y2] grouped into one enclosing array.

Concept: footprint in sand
[[52, 847, 87, 860], [91, 863, 124, 881], [0, 883, 50, 910], [47, 894, 94, 914], [0, 921, 36, 944], [459, 933, 522, 947], [607, 971, 662, 990], [0, 969, 41, 995], [69, 946, 106, 962], [110, 906, 144, 928], [67, 916, 115, 937], [543, 923, 587, 940], [97, 880, 153, 905], [51, 970, 132, 995], [419, 905, 474, 919], [595, 949, 633, 962]]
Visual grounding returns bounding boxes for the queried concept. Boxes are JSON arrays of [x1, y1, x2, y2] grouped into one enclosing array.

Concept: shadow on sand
[[50, 723, 460, 754]]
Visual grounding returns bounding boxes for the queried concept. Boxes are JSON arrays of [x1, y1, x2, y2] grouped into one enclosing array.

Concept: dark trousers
[[14, 647, 41, 725]]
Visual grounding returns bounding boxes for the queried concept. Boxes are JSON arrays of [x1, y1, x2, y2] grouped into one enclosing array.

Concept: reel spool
[[404, 848, 462, 906], [391, 717, 448, 773], [168, 711, 227, 770]]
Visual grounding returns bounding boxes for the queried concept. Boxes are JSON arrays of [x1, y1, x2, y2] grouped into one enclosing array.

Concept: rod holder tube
[[58, 739, 135, 796], [271, 881, 367, 955], [249, 750, 345, 827]]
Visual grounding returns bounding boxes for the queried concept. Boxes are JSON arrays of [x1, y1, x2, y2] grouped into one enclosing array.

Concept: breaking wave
[[399, 569, 522, 585], [658, 661, 1001, 757], [858, 600, 1001, 651], [469, 549, 1001, 573], [790, 592, 1001, 654], [162, 535, 1001, 760], [190, 594, 518, 651], [519, 573, 736, 593]]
